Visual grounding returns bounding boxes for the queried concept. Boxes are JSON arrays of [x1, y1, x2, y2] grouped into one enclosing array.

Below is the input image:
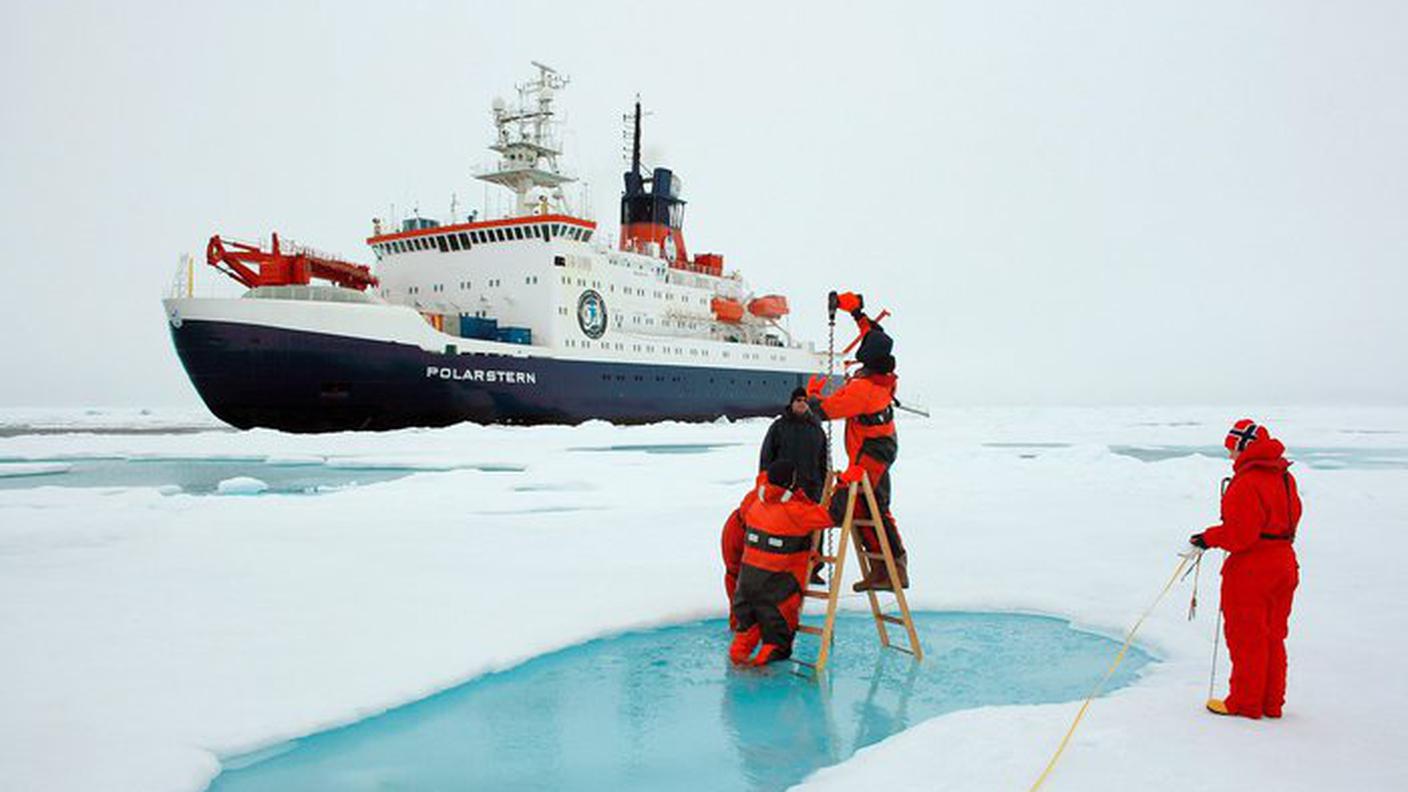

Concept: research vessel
[[164, 64, 829, 432]]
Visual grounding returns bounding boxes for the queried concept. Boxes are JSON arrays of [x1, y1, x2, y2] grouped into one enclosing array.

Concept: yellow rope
[[1028, 556, 1190, 791]]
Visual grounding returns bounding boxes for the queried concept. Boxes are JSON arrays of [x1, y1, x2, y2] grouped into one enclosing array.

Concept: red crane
[[206, 233, 379, 291]]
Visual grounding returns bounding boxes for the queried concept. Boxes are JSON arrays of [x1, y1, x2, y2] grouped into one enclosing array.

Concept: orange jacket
[[812, 371, 897, 464], [740, 483, 832, 585], [721, 475, 765, 601]]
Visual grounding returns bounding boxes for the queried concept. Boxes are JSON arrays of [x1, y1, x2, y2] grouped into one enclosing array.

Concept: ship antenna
[[631, 95, 642, 176]]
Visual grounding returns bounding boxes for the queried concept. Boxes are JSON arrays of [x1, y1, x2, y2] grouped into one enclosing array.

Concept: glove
[[806, 374, 827, 398], [1178, 533, 1207, 560], [835, 292, 863, 313], [838, 465, 865, 485]]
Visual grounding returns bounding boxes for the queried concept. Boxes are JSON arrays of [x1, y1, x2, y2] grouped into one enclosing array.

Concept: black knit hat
[[790, 387, 807, 402], [766, 459, 797, 489], [856, 329, 895, 374]]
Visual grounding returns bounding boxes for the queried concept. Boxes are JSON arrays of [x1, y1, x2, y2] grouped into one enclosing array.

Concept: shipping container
[[459, 315, 498, 340], [496, 326, 533, 345]]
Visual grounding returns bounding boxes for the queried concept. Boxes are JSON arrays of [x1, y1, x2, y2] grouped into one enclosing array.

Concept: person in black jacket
[[759, 388, 830, 503]]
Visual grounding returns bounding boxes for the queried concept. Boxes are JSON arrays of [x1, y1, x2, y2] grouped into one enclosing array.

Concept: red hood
[[1234, 437, 1290, 474]]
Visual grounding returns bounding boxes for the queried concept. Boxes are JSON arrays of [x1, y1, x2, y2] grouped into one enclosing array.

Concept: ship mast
[[475, 62, 576, 217]]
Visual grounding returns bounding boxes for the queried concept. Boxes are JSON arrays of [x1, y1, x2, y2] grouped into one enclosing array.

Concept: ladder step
[[852, 519, 876, 526], [803, 590, 831, 599], [878, 614, 906, 626], [817, 555, 838, 563], [791, 658, 817, 669], [887, 644, 917, 656], [860, 551, 888, 560], [796, 624, 825, 636]]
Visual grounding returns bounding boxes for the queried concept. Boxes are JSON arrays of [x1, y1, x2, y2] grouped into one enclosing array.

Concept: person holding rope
[[806, 292, 907, 591], [1188, 419, 1302, 719]]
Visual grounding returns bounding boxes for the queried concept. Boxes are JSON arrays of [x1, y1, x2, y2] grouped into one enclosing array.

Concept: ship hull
[[169, 317, 812, 432]]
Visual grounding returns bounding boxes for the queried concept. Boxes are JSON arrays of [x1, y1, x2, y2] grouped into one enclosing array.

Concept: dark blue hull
[[170, 320, 813, 432]]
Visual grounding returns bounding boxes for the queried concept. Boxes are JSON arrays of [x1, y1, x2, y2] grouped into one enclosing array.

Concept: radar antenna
[[475, 63, 576, 217]]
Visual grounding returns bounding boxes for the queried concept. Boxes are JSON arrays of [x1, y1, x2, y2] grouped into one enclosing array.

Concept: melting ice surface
[[0, 457, 522, 495], [209, 612, 1152, 792], [1108, 444, 1408, 470]]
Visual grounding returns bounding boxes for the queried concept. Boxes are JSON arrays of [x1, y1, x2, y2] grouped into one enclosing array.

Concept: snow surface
[[0, 406, 1405, 791], [0, 462, 71, 478], [214, 477, 269, 496]]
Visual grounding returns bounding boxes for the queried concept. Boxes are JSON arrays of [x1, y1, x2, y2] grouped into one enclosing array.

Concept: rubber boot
[[1205, 698, 1233, 716], [878, 555, 912, 586], [852, 562, 887, 592], [751, 643, 788, 666], [855, 554, 909, 591], [729, 626, 761, 665]]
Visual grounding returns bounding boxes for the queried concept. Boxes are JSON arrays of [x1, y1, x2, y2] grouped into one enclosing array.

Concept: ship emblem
[[577, 289, 608, 339]]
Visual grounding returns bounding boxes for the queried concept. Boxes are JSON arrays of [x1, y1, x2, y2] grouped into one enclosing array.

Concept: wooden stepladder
[[792, 470, 923, 676]]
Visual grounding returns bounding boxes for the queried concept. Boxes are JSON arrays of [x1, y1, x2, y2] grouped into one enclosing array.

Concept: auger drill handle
[[831, 291, 864, 319]]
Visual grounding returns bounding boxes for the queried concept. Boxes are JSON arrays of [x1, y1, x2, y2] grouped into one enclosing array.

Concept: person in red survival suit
[[729, 459, 834, 666], [1187, 419, 1302, 719], [806, 292, 906, 591], [721, 472, 767, 617]]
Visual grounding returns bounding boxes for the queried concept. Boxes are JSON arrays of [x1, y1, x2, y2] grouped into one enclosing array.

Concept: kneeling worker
[[729, 459, 834, 666]]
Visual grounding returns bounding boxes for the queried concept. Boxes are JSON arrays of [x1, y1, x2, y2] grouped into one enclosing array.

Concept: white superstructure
[[364, 64, 822, 375]]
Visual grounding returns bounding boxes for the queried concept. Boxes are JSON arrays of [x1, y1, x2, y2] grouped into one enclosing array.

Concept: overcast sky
[[2, 1, 1404, 408]]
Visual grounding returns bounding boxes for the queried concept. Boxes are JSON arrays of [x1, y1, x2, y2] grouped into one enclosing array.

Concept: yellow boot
[[1205, 698, 1231, 716]]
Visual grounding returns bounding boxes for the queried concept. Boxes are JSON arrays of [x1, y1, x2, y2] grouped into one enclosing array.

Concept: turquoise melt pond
[[210, 612, 1151, 792]]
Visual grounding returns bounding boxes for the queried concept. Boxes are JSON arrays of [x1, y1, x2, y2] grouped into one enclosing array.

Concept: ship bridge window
[[448, 234, 461, 251], [458, 232, 471, 248], [513, 227, 524, 240], [583, 230, 593, 242], [552, 224, 563, 237], [436, 236, 449, 253], [495, 229, 506, 242]]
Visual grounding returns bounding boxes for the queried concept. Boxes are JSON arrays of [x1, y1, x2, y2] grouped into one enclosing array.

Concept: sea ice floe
[[216, 477, 270, 495], [0, 462, 72, 478]]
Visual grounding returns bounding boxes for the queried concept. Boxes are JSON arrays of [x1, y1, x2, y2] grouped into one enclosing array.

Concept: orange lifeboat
[[711, 297, 745, 323], [747, 295, 789, 319]]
